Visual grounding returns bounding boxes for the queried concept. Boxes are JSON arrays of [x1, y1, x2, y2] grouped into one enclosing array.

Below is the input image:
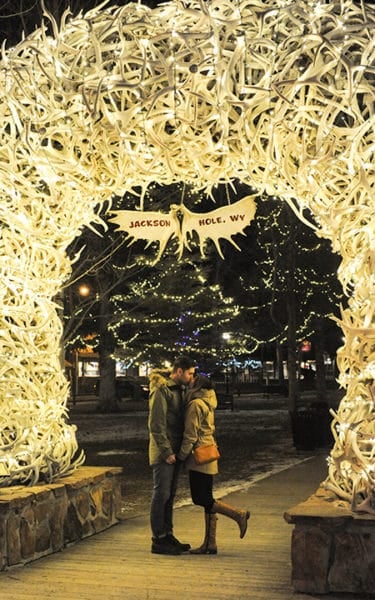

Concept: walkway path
[[0, 453, 364, 600]]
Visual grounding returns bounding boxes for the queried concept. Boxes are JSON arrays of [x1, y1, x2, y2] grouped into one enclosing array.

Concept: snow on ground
[[70, 396, 331, 519]]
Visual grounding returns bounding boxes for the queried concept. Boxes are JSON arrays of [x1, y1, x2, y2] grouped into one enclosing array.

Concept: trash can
[[312, 403, 334, 448], [290, 409, 318, 451]]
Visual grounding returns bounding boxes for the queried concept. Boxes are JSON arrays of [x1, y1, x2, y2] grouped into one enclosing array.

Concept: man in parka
[[148, 355, 196, 555]]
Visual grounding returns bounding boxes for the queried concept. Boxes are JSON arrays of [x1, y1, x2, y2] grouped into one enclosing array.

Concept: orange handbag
[[192, 444, 221, 465]]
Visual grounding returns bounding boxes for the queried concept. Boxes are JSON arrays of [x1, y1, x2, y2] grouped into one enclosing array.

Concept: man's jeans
[[150, 461, 181, 539]]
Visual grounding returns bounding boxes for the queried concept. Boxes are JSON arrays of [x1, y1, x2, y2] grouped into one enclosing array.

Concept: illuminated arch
[[0, 0, 374, 507]]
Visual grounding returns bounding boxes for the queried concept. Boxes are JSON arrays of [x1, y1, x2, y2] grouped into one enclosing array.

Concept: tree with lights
[[214, 193, 344, 409], [110, 251, 238, 371], [237, 196, 344, 411]]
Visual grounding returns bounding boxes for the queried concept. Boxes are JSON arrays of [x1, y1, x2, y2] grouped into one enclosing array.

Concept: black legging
[[189, 470, 215, 513]]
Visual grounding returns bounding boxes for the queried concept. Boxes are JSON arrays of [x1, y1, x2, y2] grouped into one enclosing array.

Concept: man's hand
[[165, 454, 176, 464]]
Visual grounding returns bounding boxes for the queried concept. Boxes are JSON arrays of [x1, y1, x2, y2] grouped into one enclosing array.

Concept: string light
[[109, 256, 239, 366]]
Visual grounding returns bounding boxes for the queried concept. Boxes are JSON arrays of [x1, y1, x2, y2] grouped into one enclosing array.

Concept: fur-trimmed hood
[[186, 387, 217, 411], [149, 369, 173, 392]]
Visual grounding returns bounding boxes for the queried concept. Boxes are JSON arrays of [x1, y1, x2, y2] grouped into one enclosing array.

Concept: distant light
[[78, 284, 90, 297]]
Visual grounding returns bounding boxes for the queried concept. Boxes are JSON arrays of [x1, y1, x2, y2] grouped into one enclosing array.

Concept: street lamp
[[78, 283, 91, 297]]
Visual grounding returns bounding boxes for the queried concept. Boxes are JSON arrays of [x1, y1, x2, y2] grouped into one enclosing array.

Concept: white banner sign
[[110, 195, 256, 261]]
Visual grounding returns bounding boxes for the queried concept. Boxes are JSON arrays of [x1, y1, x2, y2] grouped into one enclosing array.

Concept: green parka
[[148, 370, 185, 465], [177, 388, 219, 475]]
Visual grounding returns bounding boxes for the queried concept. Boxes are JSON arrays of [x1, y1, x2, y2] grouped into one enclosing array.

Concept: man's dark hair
[[172, 355, 196, 372]]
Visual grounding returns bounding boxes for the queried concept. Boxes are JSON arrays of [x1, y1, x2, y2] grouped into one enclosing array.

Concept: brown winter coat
[[178, 388, 219, 475], [148, 369, 185, 465]]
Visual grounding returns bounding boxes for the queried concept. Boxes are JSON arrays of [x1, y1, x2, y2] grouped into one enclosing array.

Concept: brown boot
[[190, 512, 218, 555], [212, 500, 250, 538]]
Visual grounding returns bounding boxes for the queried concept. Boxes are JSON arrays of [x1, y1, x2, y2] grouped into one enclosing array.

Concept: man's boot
[[166, 533, 191, 552], [212, 500, 250, 538], [190, 512, 218, 555]]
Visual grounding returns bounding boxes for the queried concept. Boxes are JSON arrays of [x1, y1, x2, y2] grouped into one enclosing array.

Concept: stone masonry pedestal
[[0, 466, 122, 570], [284, 486, 375, 594]]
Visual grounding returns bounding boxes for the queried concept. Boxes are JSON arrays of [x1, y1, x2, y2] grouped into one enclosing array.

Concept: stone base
[[284, 486, 375, 594], [0, 466, 122, 570]]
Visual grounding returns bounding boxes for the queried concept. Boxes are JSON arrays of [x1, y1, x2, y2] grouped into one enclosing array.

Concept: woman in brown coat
[[178, 375, 250, 554]]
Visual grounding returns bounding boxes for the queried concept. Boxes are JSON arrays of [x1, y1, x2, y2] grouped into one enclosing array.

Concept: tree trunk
[[286, 290, 299, 412], [97, 350, 119, 413], [96, 286, 120, 413], [314, 317, 327, 404], [284, 217, 300, 413], [276, 342, 284, 382]]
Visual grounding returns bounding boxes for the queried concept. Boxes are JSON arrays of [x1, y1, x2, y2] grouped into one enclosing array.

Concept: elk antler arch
[[0, 0, 374, 508]]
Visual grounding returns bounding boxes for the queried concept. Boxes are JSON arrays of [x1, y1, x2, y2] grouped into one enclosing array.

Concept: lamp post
[[222, 332, 231, 394]]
